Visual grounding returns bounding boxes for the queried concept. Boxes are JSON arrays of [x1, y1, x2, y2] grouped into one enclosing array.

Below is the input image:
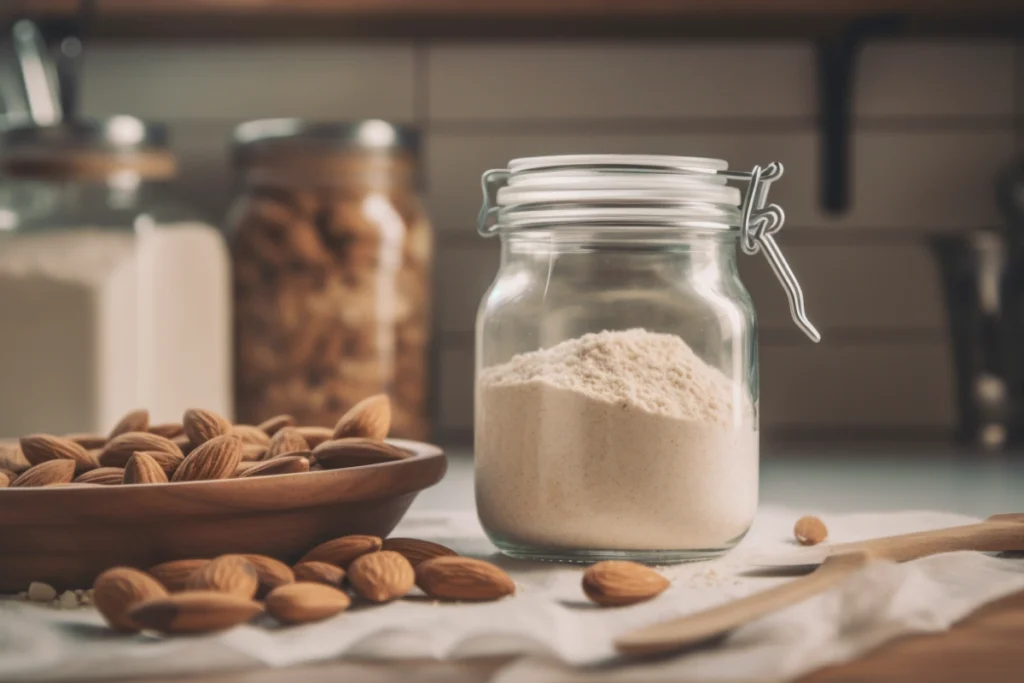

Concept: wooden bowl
[[0, 439, 446, 592]]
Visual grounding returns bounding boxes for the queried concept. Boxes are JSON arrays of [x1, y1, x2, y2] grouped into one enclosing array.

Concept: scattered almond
[[148, 559, 210, 592], [348, 551, 414, 603], [93, 567, 168, 632], [238, 455, 309, 478], [123, 452, 168, 484], [183, 408, 232, 448], [231, 425, 271, 447], [265, 427, 309, 460], [19, 434, 96, 473], [257, 414, 296, 436], [415, 557, 516, 601], [133, 449, 184, 478], [381, 538, 458, 567], [265, 582, 350, 625], [128, 591, 263, 634], [582, 561, 669, 607], [242, 555, 295, 597], [65, 433, 108, 450], [292, 561, 345, 587], [186, 555, 259, 598], [332, 394, 391, 440], [294, 426, 333, 449], [74, 467, 125, 485], [171, 435, 243, 482], [109, 409, 150, 439], [300, 534, 383, 567], [149, 423, 184, 439], [11, 459, 76, 487], [313, 438, 409, 470], [794, 515, 828, 545], [99, 432, 183, 469]]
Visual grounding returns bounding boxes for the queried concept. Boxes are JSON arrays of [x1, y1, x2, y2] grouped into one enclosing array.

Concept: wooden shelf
[[9, 0, 1024, 40]]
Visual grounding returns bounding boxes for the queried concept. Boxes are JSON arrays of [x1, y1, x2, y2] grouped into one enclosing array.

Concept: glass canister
[[474, 155, 819, 562], [0, 117, 232, 438], [228, 119, 432, 439]]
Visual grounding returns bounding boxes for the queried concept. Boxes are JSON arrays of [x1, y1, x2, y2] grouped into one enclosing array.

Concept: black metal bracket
[[816, 16, 905, 214]]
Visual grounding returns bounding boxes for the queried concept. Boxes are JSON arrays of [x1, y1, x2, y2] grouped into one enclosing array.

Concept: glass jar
[[228, 119, 433, 439], [474, 155, 819, 562], [0, 117, 232, 438]]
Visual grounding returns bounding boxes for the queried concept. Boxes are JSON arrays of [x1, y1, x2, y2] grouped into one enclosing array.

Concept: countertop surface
[[130, 447, 1024, 683]]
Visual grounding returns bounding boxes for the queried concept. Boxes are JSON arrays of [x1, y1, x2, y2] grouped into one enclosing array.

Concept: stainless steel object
[[11, 19, 62, 126]]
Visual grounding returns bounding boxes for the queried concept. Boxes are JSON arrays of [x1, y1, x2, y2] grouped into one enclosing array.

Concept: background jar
[[0, 116, 231, 437], [228, 119, 433, 438], [475, 155, 818, 563]]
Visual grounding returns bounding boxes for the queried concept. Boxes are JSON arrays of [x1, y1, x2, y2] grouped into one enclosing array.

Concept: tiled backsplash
[[69, 38, 1024, 442]]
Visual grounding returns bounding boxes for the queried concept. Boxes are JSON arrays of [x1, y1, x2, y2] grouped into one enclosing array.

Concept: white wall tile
[[761, 343, 955, 429], [81, 43, 417, 121], [857, 41, 1015, 119], [428, 42, 815, 121], [425, 129, 1013, 234]]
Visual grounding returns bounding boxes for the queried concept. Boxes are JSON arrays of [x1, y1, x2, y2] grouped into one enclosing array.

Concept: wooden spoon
[[615, 513, 1024, 658]]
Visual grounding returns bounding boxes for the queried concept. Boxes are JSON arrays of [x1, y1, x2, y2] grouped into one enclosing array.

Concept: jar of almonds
[[228, 119, 432, 439]]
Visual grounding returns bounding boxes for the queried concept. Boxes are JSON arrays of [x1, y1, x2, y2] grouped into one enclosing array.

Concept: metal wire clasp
[[477, 169, 509, 236], [724, 162, 820, 343]]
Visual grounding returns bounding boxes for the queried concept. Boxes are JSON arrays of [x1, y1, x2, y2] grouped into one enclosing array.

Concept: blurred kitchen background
[[0, 1, 1022, 450]]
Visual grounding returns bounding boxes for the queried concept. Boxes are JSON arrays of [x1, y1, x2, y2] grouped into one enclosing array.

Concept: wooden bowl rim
[[0, 439, 445, 518]]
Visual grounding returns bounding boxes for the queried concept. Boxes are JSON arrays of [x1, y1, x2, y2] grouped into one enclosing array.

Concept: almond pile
[[84, 535, 516, 635], [0, 393, 408, 488]]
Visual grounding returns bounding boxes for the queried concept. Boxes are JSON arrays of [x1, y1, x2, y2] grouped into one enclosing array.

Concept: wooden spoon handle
[[615, 551, 875, 657], [832, 521, 1024, 563]]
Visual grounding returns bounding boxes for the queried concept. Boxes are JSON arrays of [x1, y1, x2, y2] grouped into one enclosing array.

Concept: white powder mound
[[476, 329, 758, 554], [479, 328, 739, 425]]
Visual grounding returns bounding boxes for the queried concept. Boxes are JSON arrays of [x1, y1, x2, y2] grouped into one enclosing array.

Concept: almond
[[129, 591, 263, 634], [109, 408, 150, 439], [794, 515, 828, 545], [416, 557, 515, 602], [0, 471, 9, 487], [173, 434, 194, 455], [295, 426, 333, 449], [186, 554, 258, 598], [257, 414, 296, 436], [19, 434, 96, 473], [148, 559, 209, 592], [265, 582, 350, 625], [171, 435, 242, 482], [133, 449, 184, 478], [123, 452, 169, 484], [149, 422, 184, 439], [74, 467, 125, 485], [232, 425, 271, 447], [582, 561, 669, 607], [381, 538, 459, 567], [183, 408, 232, 448], [313, 438, 409, 470], [300, 534, 382, 567], [238, 455, 309, 478], [292, 561, 345, 587], [99, 432, 183, 468], [12, 459, 76, 487], [93, 567, 168, 632], [241, 444, 268, 461], [242, 554, 295, 597], [332, 394, 391, 440], [234, 461, 259, 476], [348, 551, 414, 603], [65, 433, 108, 449], [265, 427, 309, 460], [0, 444, 29, 473]]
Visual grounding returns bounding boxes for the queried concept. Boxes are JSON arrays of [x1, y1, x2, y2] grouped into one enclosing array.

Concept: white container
[[0, 118, 231, 437]]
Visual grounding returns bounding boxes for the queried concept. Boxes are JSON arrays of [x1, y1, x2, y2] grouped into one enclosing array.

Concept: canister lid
[[233, 118, 418, 162]]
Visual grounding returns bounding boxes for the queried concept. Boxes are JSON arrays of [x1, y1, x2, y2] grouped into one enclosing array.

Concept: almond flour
[[475, 328, 758, 553]]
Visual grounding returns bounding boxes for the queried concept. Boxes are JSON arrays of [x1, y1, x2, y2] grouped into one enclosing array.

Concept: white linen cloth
[[1, 507, 1022, 682]]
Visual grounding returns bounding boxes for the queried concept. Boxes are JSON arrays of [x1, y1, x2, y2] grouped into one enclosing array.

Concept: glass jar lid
[[232, 118, 418, 165], [478, 154, 820, 342]]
